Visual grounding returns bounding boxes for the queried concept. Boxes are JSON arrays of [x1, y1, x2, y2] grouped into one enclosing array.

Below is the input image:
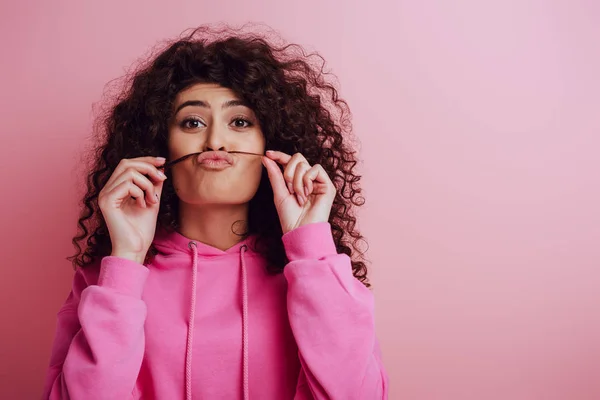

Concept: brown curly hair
[[70, 24, 370, 286]]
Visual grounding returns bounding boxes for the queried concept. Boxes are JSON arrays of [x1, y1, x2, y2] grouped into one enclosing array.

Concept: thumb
[[262, 156, 288, 200]]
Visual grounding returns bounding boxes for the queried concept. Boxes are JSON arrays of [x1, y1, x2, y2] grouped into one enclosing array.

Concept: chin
[[182, 190, 258, 206]]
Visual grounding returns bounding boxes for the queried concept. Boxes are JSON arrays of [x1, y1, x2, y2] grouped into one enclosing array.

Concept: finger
[[106, 169, 160, 204], [130, 171, 160, 205], [305, 164, 332, 194], [111, 180, 147, 208], [135, 156, 167, 166], [128, 161, 167, 183], [262, 156, 289, 200], [115, 157, 166, 176], [282, 153, 309, 194], [265, 150, 292, 166], [307, 164, 331, 184], [110, 158, 167, 186], [293, 162, 310, 205], [303, 166, 317, 196], [106, 168, 159, 205]]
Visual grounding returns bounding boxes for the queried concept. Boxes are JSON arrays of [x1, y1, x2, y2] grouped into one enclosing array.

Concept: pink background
[[1, 1, 599, 399]]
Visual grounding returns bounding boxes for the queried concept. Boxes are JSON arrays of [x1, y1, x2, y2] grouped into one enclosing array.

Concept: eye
[[180, 117, 205, 130], [230, 117, 253, 129]]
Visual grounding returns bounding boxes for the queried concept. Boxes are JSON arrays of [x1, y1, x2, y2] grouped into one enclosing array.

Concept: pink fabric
[[43, 222, 388, 399], [240, 245, 250, 400], [185, 242, 198, 400]]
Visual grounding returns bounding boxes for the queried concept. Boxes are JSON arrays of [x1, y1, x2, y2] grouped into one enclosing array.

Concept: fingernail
[[266, 150, 274, 154], [156, 157, 166, 163], [287, 183, 294, 194], [297, 194, 304, 206], [304, 187, 309, 197], [158, 171, 167, 179]]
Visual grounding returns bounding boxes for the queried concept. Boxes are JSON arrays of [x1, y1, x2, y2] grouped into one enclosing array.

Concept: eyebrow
[[174, 99, 249, 114]]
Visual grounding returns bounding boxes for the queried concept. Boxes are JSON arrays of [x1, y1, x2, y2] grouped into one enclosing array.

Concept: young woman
[[43, 25, 388, 400]]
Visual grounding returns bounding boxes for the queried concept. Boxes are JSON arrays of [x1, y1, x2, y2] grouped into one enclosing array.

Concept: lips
[[196, 151, 233, 164], [196, 151, 234, 170]]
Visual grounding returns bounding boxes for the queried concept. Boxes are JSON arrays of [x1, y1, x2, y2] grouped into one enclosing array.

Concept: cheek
[[166, 132, 180, 159], [168, 130, 197, 159], [225, 160, 265, 201], [236, 162, 265, 201], [251, 130, 266, 152], [236, 159, 264, 189]]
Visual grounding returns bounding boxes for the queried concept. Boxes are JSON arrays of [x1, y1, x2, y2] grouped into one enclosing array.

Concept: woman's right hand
[[98, 156, 168, 264]]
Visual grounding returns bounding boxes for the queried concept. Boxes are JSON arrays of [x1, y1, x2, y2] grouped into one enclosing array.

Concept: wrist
[[282, 222, 337, 261], [110, 251, 146, 264], [99, 256, 149, 297]]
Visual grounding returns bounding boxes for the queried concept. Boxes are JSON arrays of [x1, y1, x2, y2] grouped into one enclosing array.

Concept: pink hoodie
[[43, 222, 388, 399]]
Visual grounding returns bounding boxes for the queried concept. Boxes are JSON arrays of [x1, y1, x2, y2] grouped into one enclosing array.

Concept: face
[[168, 83, 266, 206]]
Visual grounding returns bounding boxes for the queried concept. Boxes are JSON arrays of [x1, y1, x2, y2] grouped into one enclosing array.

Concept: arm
[[42, 257, 149, 400], [283, 222, 389, 400]]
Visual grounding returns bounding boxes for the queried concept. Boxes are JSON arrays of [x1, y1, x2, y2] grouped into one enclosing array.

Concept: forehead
[[175, 83, 239, 104]]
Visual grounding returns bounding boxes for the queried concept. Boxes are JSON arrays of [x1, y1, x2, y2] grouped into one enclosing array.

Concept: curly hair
[[69, 24, 370, 286]]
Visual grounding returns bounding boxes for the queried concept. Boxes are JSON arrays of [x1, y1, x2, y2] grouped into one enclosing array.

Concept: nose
[[203, 124, 227, 152]]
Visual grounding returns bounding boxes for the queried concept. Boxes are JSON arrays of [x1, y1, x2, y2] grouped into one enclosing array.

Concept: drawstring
[[185, 242, 199, 400], [184, 242, 249, 400], [240, 245, 249, 400]]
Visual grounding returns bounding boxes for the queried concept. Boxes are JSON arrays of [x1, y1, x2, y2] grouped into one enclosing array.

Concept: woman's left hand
[[262, 150, 336, 235]]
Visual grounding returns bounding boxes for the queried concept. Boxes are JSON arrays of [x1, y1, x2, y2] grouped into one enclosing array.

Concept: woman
[[43, 25, 388, 400]]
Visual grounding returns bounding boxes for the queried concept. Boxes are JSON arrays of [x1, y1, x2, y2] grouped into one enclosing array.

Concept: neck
[[178, 202, 249, 251]]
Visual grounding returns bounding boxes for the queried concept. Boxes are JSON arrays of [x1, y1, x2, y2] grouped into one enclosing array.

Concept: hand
[[262, 151, 336, 234], [98, 156, 167, 263]]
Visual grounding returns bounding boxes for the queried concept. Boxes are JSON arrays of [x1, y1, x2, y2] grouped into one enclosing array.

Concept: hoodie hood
[[153, 227, 259, 258]]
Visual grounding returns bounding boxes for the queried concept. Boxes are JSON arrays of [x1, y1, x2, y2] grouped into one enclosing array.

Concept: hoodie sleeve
[[282, 222, 389, 400], [42, 256, 149, 400]]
